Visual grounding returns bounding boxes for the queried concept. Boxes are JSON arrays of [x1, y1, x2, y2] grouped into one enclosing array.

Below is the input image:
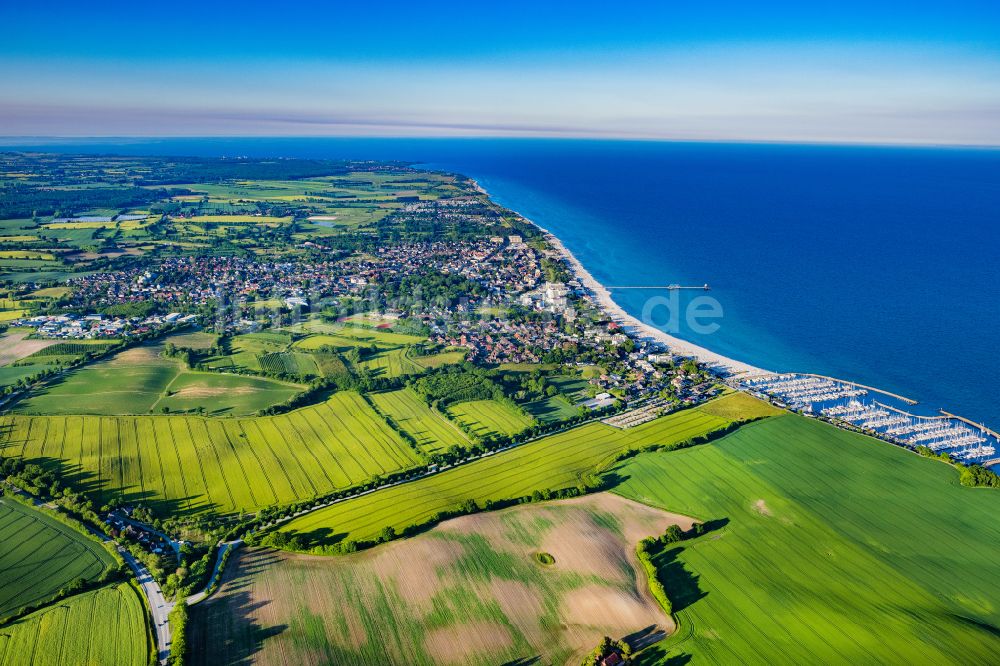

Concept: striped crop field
[[257, 350, 321, 378], [310, 350, 349, 378], [281, 405, 733, 546], [0, 499, 117, 621], [370, 388, 468, 454], [446, 399, 535, 438], [411, 349, 466, 370], [357, 347, 423, 378], [0, 582, 149, 666], [0, 391, 422, 516], [22, 341, 116, 360], [614, 415, 1000, 664]]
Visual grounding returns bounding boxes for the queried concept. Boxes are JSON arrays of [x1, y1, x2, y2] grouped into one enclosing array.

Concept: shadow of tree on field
[[187, 548, 287, 666], [598, 470, 630, 491], [501, 657, 541, 666], [654, 546, 706, 614], [632, 644, 693, 666], [292, 526, 347, 549], [625, 624, 667, 650], [698, 517, 729, 535]]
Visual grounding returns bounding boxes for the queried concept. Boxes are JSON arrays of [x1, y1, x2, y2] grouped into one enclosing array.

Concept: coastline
[[471, 179, 767, 377]]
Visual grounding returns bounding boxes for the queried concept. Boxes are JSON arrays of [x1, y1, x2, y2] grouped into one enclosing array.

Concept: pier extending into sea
[[606, 283, 711, 291], [741, 373, 999, 470]]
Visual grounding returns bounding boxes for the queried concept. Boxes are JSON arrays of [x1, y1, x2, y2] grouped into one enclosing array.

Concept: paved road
[[186, 540, 242, 605], [120, 548, 174, 664]]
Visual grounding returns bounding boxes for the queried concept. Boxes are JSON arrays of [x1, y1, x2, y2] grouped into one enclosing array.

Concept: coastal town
[[10, 215, 714, 407]]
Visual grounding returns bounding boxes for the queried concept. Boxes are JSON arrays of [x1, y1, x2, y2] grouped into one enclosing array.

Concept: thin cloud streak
[[2, 102, 999, 146]]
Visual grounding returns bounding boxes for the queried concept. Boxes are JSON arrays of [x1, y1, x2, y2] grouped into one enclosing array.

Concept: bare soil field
[[0, 330, 60, 366], [190, 493, 691, 666]]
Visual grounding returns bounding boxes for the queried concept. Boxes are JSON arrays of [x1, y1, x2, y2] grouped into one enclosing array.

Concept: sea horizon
[[3, 136, 999, 432]]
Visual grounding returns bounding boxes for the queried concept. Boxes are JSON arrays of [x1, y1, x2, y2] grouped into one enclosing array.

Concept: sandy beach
[[471, 179, 768, 377], [541, 229, 767, 377]]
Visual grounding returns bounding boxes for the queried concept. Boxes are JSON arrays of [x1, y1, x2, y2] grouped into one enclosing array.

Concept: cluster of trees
[[635, 520, 709, 619], [409, 365, 507, 407], [100, 301, 158, 318], [0, 458, 59, 496], [162, 542, 214, 600], [168, 601, 188, 665], [914, 445, 955, 464], [915, 448, 1000, 489], [500, 369, 560, 402], [0, 183, 168, 219], [132, 155, 367, 186], [636, 537, 672, 617], [343, 344, 378, 364], [580, 636, 632, 666], [959, 464, 1000, 489], [375, 198, 534, 243], [374, 269, 487, 311], [162, 342, 196, 368], [541, 256, 572, 283]]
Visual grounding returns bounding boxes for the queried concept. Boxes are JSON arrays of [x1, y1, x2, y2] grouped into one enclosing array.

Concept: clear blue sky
[[1, 0, 998, 144]]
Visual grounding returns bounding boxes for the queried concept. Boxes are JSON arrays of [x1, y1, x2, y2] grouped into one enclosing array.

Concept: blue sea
[[4, 137, 999, 428]]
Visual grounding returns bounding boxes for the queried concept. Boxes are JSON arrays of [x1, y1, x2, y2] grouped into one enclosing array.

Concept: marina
[[742, 373, 999, 469]]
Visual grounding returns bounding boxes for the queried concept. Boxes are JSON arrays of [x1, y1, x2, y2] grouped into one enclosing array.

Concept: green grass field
[[549, 375, 592, 400], [327, 325, 426, 346], [15, 344, 301, 416], [281, 405, 733, 547], [446, 399, 535, 438], [357, 347, 423, 378], [523, 395, 580, 424], [613, 415, 1000, 664], [154, 372, 302, 416], [0, 391, 422, 516], [292, 334, 363, 351], [370, 388, 469, 454], [15, 346, 180, 415], [411, 349, 466, 369], [162, 330, 218, 350], [0, 582, 149, 666], [0, 365, 48, 391], [0, 499, 117, 621], [693, 389, 784, 421]]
